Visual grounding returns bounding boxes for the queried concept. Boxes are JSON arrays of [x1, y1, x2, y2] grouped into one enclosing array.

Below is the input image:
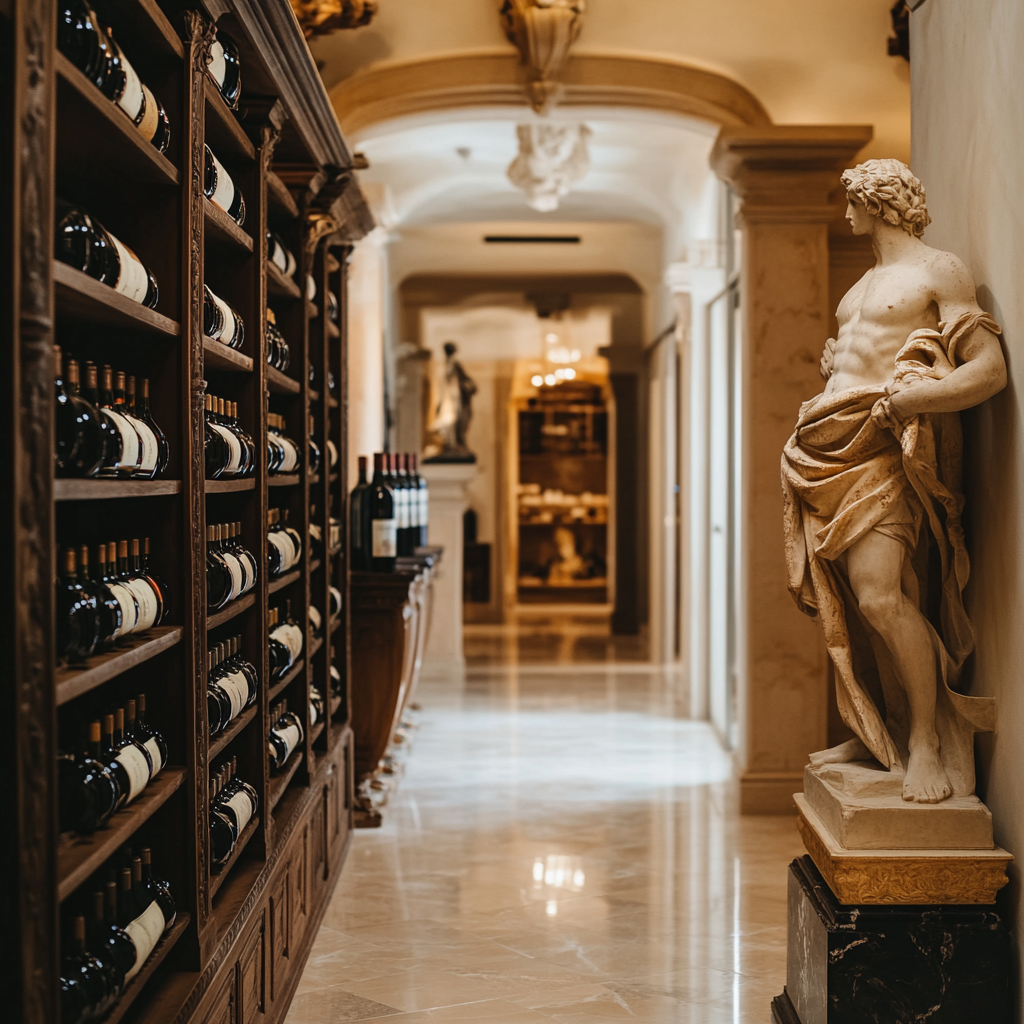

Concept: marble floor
[[286, 626, 804, 1023]]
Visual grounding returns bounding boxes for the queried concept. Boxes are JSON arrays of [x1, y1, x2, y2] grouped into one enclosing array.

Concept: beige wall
[[314, 0, 909, 161], [912, 0, 1024, 981]]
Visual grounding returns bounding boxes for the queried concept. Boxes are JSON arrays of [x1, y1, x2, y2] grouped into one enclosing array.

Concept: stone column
[[421, 462, 477, 672], [711, 125, 872, 813]]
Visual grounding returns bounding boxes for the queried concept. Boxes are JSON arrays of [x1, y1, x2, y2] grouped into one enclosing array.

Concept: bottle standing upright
[[368, 452, 396, 572], [411, 453, 428, 548], [349, 455, 371, 571]]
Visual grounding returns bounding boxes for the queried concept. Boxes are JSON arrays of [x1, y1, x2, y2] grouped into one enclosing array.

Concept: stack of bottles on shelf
[[308, 415, 322, 475], [309, 685, 325, 729], [206, 29, 242, 107], [203, 145, 245, 225], [268, 601, 303, 681], [58, 0, 171, 153], [204, 394, 255, 479], [206, 523, 258, 611], [58, 539, 167, 664], [209, 757, 258, 867], [56, 350, 168, 480], [268, 233, 297, 281], [267, 699, 304, 773], [349, 452, 429, 571], [267, 508, 302, 577], [207, 638, 259, 737], [267, 414, 301, 475], [203, 284, 245, 351], [265, 310, 291, 372], [60, 847, 176, 1024], [58, 695, 167, 836]]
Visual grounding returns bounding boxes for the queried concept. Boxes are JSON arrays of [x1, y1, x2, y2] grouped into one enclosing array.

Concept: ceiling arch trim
[[330, 50, 772, 138]]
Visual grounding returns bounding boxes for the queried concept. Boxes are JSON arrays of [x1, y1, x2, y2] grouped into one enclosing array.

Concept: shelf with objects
[[4, 0, 372, 1020], [510, 359, 616, 607]]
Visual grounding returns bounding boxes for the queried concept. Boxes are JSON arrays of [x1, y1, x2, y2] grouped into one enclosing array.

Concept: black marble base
[[774, 856, 1012, 1024]]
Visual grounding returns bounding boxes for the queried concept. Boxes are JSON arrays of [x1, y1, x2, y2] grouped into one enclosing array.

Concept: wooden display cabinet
[[2, 0, 372, 1021]]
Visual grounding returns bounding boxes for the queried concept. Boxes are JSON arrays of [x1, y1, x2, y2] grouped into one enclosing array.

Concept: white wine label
[[143, 735, 164, 777], [278, 437, 299, 473], [240, 550, 258, 589], [102, 407, 141, 473], [136, 84, 159, 143], [115, 744, 151, 801], [222, 551, 245, 602], [110, 234, 150, 305], [306, 274, 316, 301], [126, 577, 159, 632], [309, 700, 319, 726], [115, 51, 145, 123], [329, 586, 342, 614], [217, 296, 240, 347], [372, 518, 397, 558], [108, 581, 138, 635], [271, 241, 288, 275], [210, 422, 242, 475], [309, 605, 321, 632], [220, 670, 248, 719], [271, 623, 303, 661], [327, 440, 338, 468], [124, 900, 164, 981], [207, 40, 227, 89], [268, 531, 293, 571], [208, 150, 237, 217], [276, 722, 301, 761], [224, 790, 254, 830], [283, 527, 302, 567], [128, 413, 159, 474]]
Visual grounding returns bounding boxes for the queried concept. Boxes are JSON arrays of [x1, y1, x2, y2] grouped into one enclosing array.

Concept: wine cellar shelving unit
[[3, 0, 373, 1020]]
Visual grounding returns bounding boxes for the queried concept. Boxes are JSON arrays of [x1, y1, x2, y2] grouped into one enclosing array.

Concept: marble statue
[[424, 342, 478, 463], [507, 123, 591, 212], [782, 159, 1006, 805]]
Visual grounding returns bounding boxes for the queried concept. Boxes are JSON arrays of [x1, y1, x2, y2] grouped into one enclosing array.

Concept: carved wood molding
[[329, 50, 772, 138], [290, 0, 377, 40]]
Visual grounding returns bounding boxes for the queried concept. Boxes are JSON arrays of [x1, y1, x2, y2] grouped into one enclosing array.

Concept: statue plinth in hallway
[[773, 160, 1013, 1024], [424, 342, 478, 464]]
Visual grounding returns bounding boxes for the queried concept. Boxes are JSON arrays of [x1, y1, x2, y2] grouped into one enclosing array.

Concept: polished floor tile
[[286, 649, 804, 1023]]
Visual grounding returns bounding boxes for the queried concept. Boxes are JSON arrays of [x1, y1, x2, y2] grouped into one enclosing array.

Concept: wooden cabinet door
[[291, 824, 309, 943], [198, 971, 236, 1024], [269, 866, 290, 1002], [325, 759, 340, 863], [238, 910, 267, 1024]]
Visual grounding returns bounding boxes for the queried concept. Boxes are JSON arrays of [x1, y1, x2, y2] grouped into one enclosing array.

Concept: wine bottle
[[138, 848, 176, 932], [206, 524, 236, 610], [115, 370, 160, 479], [214, 756, 258, 834], [411, 453, 429, 547], [327, 290, 339, 324], [267, 699, 304, 773], [327, 438, 338, 470], [85, 890, 125, 1006], [309, 685, 324, 727], [125, 376, 166, 478], [267, 607, 292, 681], [101, 23, 170, 153], [60, 915, 111, 1024], [111, 706, 152, 803], [210, 777, 237, 865], [133, 693, 167, 779], [227, 523, 258, 592], [204, 145, 245, 225], [58, 720, 121, 835], [308, 415, 322, 476], [203, 284, 245, 349], [329, 585, 342, 619], [229, 404, 256, 476], [96, 882, 137, 987], [330, 662, 342, 699], [206, 29, 241, 109], [123, 538, 163, 632], [117, 867, 162, 982], [88, 363, 138, 478], [56, 349, 105, 477], [208, 643, 245, 727], [78, 544, 121, 651], [101, 541, 139, 637], [395, 453, 414, 557], [265, 310, 291, 371], [218, 398, 246, 476], [268, 233, 296, 278], [58, 0, 108, 88], [203, 393, 228, 479], [349, 455, 371, 571], [57, 547, 99, 663], [369, 452, 397, 572], [309, 604, 322, 638]]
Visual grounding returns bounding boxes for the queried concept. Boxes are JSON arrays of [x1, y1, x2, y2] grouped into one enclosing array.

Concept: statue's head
[[443, 342, 457, 358], [840, 158, 931, 238]]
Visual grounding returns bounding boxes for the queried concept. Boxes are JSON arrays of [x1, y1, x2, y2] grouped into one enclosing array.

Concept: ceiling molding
[[330, 50, 772, 138]]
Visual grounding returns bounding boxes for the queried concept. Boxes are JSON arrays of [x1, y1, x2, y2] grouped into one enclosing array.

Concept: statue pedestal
[[772, 857, 1012, 1024], [421, 462, 476, 672]]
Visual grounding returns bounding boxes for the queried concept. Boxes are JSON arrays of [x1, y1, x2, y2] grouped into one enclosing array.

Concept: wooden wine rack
[[2, 0, 371, 1020]]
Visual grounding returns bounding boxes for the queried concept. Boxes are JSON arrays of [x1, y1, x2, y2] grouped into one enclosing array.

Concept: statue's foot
[[808, 737, 873, 766], [902, 743, 952, 803]]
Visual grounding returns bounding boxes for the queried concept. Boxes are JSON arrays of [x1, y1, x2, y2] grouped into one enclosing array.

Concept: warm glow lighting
[[563, 368, 576, 380], [544, 374, 557, 386], [545, 332, 559, 343], [573, 869, 585, 887], [531, 375, 544, 387], [533, 859, 544, 881], [546, 901, 558, 916]]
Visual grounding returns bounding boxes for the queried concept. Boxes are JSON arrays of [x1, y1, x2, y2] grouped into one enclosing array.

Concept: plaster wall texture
[[312, 0, 909, 161], [912, 0, 1024, 990]]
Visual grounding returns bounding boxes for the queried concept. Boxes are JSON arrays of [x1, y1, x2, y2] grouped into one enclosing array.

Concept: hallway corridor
[[285, 639, 804, 1023]]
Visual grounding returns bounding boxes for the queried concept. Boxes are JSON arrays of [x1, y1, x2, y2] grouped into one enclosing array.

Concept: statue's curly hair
[[841, 159, 931, 237]]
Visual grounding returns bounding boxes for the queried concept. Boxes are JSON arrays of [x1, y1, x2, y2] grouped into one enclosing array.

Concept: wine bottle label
[[136, 84, 160, 143], [209, 291, 239, 346], [268, 531, 294, 571], [108, 581, 139, 634], [207, 150, 237, 218], [222, 551, 245, 601], [210, 422, 242, 475], [127, 413, 159, 474], [275, 722, 301, 761], [309, 700, 319, 726], [284, 527, 303, 566], [309, 606, 321, 632], [102, 407, 141, 472], [143, 735, 164, 777], [372, 519, 397, 558], [109, 234, 151, 305], [125, 577, 159, 631], [240, 549, 258, 589], [278, 437, 299, 473], [115, 744, 150, 802], [114, 50, 145, 124], [124, 900, 164, 981], [270, 623, 304, 661], [224, 790, 253, 831], [327, 440, 338, 467], [219, 671, 248, 719], [207, 39, 227, 90]]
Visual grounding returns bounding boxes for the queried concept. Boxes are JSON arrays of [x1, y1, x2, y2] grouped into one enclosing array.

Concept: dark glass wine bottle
[[210, 776, 236, 865], [123, 375, 162, 479], [203, 284, 245, 349], [57, 547, 99, 663], [268, 232, 296, 278], [78, 544, 121, 651], [138, 849, 176, 932], [268, 699, 304, 773], [108, 707, 151, 805], [204, 393, 230, 479], [57, 720, 120, 835], [101, 541, 138, 637], [267, 607, 292, 681], [60, 915, 110, 1024], [117, 867, 162, 982], [133, 693, 167, 779], [101, 24, 170, 153], [86, 889, 125, 1004], [308, 414, 322, 476], [349, 455, 371, 571], [203, 145, 246, 225], [95, 882, 137, 986], [369, 452, 397, 572], [58, 0, 108, 87], [206, 30, 241, 109], [56, 349, 105, 478], [95, 364, 141, 478]]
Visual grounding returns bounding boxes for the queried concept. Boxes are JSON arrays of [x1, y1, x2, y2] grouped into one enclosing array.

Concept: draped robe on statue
[[781, 312, 1001, 796]]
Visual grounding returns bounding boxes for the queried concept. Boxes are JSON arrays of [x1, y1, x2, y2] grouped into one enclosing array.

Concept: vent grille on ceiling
[[483, 235, 581, 244]]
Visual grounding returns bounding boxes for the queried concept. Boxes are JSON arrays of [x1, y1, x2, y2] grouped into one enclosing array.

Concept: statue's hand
[[820, 337, 837, 381], [871, 394, 906, 433]]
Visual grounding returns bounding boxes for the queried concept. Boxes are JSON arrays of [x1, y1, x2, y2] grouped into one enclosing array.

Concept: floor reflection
[[286, 636, 803, 1023]]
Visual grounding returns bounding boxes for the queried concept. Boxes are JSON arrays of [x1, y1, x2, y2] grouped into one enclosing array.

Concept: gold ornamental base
[[795, 794, 1012, 905]]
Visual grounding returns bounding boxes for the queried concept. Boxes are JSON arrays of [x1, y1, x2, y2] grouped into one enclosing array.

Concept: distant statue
[[424, 342, 478, 463], [547, 527, 586, 584], [782, 159, 1006, 804]]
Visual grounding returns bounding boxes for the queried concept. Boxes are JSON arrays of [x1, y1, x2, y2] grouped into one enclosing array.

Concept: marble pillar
[[710, 126, 873, 813], [421, 462, 476, 671]]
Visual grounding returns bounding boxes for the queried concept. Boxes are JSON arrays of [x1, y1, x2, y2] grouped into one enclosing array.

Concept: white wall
[[912, 0, 1024, 982]]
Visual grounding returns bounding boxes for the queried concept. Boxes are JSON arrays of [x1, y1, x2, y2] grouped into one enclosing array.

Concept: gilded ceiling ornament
[[290, 0, 377, 41], [499, 0, 586, 113]]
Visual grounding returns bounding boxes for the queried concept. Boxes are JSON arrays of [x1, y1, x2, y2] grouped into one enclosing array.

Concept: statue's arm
[[889, 255, 1006, 418]]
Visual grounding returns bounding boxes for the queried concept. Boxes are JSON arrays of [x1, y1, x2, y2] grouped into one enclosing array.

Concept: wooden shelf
[[54, 261, 180, 336], [327, 320, 339, 339], [269, 568, 300, 594], [269, 659, 304, 702], [268, 473, 300, 487], [209, 703, 259, 761], [329, 695, 342, 717], [203, 337, 253, 373], [56, 53, 180, 188], [267, 171, 299, 218], [267, 259, 302, 298], [306, 300, 318, 319], [204, 197, 253, 252], [205, 477, 255, 493], [56, 626, 183, 705], [54, 478, 181, 501], [310, 719, 325, 746], [57, 768, 186, 901], [204, 77, 255, 162], [310, 558, 322, 574], [210, 814, 260, 899], [270, 753, 304, 810], [328, 396, 339, 409], [329, 614, 342, 634], [103, 912, 191, 1024], [207, 592, 256, 631], [103, 0, 184, 60], [267, 364, 301, 394], [309, 635, 323, 659], [309, 391, 320, 405]]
